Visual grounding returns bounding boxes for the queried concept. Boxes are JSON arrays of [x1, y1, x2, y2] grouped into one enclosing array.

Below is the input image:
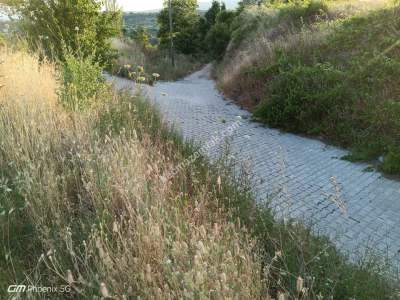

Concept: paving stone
[[106, 67, 400, 265]]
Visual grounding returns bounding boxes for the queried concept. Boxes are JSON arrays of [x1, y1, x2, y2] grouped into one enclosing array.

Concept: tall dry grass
[[0, 49, 264, 298], [0, 50, 59, 111]]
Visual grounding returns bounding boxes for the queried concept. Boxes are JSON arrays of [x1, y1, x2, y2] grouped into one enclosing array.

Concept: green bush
[[229, 8, 273, 51], [0, 33, 5, 46], [203, 7, 236, 60], [9, 0, 121, 66], [205, 22, 232, 60], [382, 145, 400, 174], [59, 52, 105, 111], [254, 61, 351, 134], [270, 0, 330, 26]]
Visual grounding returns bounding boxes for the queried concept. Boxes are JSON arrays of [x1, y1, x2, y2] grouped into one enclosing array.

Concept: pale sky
[[118, 0, 165, 12], [116, 0, 233, 12]]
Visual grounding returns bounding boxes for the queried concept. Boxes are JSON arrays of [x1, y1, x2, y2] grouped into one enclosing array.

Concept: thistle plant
[[124, 64, 160, 86]]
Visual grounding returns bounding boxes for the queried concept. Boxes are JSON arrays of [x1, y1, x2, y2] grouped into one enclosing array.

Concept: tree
[[204, 0, 223, 27], [198, 0, 225, 52], [204, 9, 236, 60], [168, 0, 175, 66], [131, 26, 151, 49], [5, 0, 121, 67], [157, 0, 200, 55]]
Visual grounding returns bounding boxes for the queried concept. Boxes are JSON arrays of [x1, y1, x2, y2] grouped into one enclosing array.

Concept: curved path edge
[[106, 66, 400, 269]]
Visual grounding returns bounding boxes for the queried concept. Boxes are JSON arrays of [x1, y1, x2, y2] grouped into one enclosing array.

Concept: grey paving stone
[[106, 67, 400, 265]]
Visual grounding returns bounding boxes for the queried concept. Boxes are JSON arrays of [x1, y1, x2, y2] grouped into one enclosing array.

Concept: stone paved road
[[107, 65, 400, 265]]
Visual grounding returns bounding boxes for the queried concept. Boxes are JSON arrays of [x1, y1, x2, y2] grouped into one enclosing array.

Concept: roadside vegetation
[[110, 37, 202, 81], [112, 0, 237, 81], [0, 0, 399, 299], [214, 0, 400, 175], [1, 46, 399, 300], [0, 49, 264, 298]]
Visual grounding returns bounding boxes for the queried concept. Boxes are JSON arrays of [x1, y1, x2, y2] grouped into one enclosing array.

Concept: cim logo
[[7, 285, 27, 293], [7, 284, 71, 294]]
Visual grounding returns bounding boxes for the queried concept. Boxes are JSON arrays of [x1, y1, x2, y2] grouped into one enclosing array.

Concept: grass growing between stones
[[0, 49, 399, 299]]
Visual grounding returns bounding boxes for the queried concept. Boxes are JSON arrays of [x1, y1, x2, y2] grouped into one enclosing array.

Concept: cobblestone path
[[107, 65, 400, 264]]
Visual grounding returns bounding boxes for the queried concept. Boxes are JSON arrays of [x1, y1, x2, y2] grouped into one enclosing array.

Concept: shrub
[[276, 0, 329, 25], [382, 145, 400, 174], [59, 52, 105, 111], [205, 22, 232, 60], [6, 0, 121, 66], [254, 61, 351, 134], [130, 26, 152, 49]]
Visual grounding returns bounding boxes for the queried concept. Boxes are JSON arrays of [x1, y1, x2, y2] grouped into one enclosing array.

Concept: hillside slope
[[216, 0, 400, 174]]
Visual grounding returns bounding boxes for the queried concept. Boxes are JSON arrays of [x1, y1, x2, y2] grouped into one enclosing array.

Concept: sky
[[118, 0, 166, 12], [118, 0, 238, 12]]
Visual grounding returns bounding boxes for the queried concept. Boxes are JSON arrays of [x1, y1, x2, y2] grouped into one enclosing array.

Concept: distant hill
[[123, 12, 159, 37], [199, 0, 239, 10], [131, 9, 161, 13]]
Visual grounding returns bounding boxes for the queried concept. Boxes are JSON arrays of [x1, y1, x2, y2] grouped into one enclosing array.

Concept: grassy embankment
[[216, 0, 400, 174], [0, 49, 261, 298], [0, 48, 398, 299]]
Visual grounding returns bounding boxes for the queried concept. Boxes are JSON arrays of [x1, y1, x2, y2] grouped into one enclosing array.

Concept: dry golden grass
[[0, 49, 265, 298], [0, 50, 58, 107]]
